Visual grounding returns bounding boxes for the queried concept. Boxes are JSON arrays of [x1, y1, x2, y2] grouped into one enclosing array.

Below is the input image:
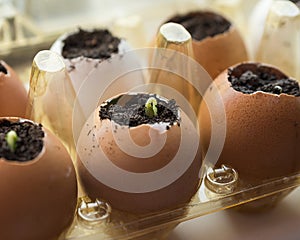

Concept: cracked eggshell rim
[[0, 117, 78, 240]]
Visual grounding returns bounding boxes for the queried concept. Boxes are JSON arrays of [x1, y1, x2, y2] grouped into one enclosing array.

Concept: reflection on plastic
[[26, 50, 84, 157], [205, 165, 238, 195], [149, 22, 202, 118], [77, 197, 111, 224]]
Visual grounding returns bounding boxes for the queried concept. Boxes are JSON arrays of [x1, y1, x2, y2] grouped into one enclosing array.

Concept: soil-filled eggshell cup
[[51, 29, 125, 90], [0, 61, 27, 117], [0, 118, 77, 240], [164, 11, 248, 79], [50, 29, 144, 114], [199, 62, 300, 190], [77, 93, 202, 214]]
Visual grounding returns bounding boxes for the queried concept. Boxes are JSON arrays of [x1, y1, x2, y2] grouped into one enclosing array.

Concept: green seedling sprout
[[5, 130, 18, 152], [145, 97, 158, 118]]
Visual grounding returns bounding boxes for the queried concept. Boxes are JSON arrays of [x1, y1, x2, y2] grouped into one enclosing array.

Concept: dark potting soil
[[0, 62, 7, 74], [0, 120, 44, 162], [99, 93, 180, 128], [290, 0, 300, 5], [167, 11, 231, 41], [228, 67, 300, 96], [62, 28, 121, 59]]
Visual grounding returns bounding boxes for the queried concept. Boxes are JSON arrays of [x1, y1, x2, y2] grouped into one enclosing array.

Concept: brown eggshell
[[162, 11, 248, 79], [192, 25, 248, 79], [77, 95, 202, 214], [0, 61, 28, 117], [0, 118, 77, 240], [98, 119, 181, 173], [199, 63, 300, 185]]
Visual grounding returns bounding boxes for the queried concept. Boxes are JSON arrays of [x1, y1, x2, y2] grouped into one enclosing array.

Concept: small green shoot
[[145, 97, 158, 118], [5, 130, 18, 152]]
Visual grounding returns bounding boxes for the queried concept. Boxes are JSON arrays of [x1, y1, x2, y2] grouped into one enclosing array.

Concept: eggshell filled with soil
[[165, 11, 248, 78], [77, 93, 202, 214], [199, 62, 300, 185], [50, 28, 144, 112], [0, 118, 77, 240]]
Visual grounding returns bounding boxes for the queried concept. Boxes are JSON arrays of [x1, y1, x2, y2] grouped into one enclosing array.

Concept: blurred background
[[0, 0, 193, 82], [1, 0, 299, 84]]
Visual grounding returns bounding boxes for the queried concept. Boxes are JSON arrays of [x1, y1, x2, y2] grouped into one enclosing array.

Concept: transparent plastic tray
[[64, 175, 300, 240], [1, 1, 300, 240], [26, 48, 300, 240]]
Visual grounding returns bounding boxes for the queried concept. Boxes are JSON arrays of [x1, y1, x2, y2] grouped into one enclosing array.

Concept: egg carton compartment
[[1, 0, 300, 240]]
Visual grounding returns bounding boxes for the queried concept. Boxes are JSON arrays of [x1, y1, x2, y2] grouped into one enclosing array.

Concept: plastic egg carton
[[61, 176, 300, 240], [28, 46, 299, 240], [2, 0, 300, 239]]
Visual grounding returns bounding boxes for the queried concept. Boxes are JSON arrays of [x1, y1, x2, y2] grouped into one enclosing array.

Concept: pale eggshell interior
[[50, 31, 145, 119]]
